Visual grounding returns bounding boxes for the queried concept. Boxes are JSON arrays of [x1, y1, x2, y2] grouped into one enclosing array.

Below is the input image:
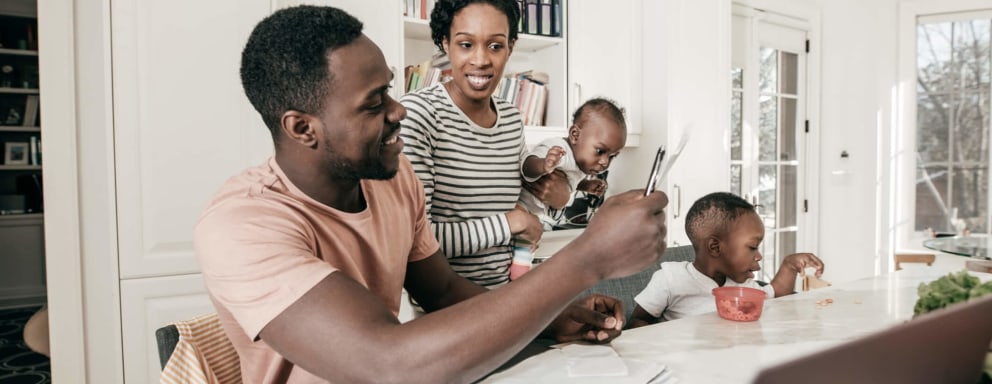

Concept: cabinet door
[[111, 0, 273, 279], [567, 0, 642, 147], [120, 274, 214, 384]]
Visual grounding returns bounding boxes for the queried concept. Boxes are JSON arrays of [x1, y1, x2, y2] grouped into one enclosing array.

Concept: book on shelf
[[22, 94, 38, 127], [404, 53, 452, 94], [404, 0, 436, 20], [494, 71, 548, 126], [29, 135, 40, 165]]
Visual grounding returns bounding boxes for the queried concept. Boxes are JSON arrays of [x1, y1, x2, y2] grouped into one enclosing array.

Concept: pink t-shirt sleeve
[[195, 201, 334, 340]]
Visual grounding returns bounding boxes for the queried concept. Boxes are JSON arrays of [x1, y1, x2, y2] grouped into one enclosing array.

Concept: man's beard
[[326, 149, 397, 181]]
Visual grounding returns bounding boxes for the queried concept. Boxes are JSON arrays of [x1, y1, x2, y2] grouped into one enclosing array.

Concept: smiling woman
[[400, 0, 571, 287]]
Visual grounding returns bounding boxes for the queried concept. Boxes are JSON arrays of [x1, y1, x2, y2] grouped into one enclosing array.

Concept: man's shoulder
[[196, 161, 301, 229]]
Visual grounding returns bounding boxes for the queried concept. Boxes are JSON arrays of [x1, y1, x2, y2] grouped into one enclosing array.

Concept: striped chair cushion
[[159, 313, 241, 384]]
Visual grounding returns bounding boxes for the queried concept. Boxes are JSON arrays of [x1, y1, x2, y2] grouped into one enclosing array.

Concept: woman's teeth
[[468, 75, 490, 87]]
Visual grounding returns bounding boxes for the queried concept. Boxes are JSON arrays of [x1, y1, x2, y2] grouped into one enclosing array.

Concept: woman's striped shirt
[[400, 83, 527, 287]]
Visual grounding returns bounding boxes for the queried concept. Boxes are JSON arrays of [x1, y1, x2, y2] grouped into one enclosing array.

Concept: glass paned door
[[732, 16, 808, 281]]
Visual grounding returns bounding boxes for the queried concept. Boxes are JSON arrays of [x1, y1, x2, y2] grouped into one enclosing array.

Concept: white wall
[[614, 0, 904, 284]]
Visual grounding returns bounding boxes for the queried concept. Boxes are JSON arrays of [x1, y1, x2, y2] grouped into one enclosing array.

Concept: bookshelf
[[0, 10, 43, 218], [397, 0, 641, 147], [400, 1, 568, 142]]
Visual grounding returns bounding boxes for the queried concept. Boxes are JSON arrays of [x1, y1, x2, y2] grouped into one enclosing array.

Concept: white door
[[731, 14, 811, 280]]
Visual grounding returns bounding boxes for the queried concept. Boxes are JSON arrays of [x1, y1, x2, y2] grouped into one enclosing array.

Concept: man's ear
[[280, 110, 318, 148], [706, 236, 721, 258]]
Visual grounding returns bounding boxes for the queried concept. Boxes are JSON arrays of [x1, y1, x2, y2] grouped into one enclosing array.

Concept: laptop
[[753, 294, 992, 384]]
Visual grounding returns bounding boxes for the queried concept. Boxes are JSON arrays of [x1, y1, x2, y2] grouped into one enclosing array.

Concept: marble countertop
[[483, 262, 992, 383]]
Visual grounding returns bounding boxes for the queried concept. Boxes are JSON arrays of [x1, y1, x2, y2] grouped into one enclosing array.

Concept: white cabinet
[[567, 0, 642, 147], [110, 0, 273, 279], [121, 274, 214, 384], [109, 0, 272, 381]]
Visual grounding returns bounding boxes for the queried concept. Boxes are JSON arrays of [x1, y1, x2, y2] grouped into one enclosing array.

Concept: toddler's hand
[[542, 146, 567, 174], [782, 253, 824, 277]]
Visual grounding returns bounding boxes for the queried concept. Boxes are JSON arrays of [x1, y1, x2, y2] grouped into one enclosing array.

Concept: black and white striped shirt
[[400, 84, 527, 287]]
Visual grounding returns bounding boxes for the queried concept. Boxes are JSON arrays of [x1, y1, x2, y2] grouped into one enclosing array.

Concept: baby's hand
[[781, 253, 824, 277], [577, 178, 608, 196], [542, 146, 567, 174]]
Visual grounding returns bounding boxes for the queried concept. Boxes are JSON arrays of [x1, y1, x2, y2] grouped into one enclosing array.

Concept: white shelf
[[0, 164, 41, 171], [0, 126, 39, 133], [0, 48, 38, 56], [0, 87, 39, 94], [402, 17, 561, 52], [0, 212, 43, 222]]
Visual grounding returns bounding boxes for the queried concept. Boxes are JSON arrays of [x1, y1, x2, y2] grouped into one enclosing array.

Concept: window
[[915, 15, 991, 234], [732, 11, 811, 281]]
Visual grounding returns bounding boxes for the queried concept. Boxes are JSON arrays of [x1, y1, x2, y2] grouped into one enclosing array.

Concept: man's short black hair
[[240, 5, 363, 138]]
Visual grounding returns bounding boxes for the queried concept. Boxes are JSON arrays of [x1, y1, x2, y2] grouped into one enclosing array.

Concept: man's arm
[[260, 189, 669, 383]]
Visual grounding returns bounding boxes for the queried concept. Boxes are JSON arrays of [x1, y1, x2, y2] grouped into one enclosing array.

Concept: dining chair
[[893, 252, 936, 271], [157, 312, 241, 384], [579, 244, 695, 321], [965, 259, 992, 274]]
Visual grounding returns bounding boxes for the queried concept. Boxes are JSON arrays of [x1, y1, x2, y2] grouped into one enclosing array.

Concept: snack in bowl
[[712, 286, 767, 322]]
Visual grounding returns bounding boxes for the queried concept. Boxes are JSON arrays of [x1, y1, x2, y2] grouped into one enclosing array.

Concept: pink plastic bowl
[[712, 286, 767, 322]]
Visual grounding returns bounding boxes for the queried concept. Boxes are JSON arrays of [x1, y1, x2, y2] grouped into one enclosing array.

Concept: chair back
[[158, 312, 242, 384], [580, 244, 695, 320]]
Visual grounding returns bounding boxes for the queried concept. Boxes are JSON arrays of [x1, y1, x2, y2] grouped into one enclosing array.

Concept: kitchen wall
[[606, 0, 903, 284]]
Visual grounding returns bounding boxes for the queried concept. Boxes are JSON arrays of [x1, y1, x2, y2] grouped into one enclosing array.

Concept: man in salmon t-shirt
[[194, 5, 669, 383]]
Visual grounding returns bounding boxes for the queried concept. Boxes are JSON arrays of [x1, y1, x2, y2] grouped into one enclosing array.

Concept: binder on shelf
[[22, 95, 38, 127], [524, 0, 540, 35], [519, 0, 528, 33], [540, 0, 552, 36], [29, 135, 39, 165], [550, 0, 561, 37]]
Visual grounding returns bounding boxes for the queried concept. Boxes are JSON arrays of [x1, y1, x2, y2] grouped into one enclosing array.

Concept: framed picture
[[4, 142, 29, 165]]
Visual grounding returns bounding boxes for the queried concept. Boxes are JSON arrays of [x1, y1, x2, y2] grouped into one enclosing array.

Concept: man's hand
[[565, 189, 669, 280], [522, 169, 571, 209], [545, 294, 624, 343]]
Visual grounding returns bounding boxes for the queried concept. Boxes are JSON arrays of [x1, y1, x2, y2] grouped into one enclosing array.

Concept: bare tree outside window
[[916, 19, 991, 234]]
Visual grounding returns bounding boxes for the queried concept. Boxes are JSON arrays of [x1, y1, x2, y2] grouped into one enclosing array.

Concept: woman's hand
[[523, 169, 571, 209]]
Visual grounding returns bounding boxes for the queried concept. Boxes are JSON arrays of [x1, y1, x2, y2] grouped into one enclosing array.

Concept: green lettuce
[[913, 270, 992, 316]]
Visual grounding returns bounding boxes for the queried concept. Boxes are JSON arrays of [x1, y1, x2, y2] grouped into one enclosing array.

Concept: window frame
[[895, 1, 992, 257]]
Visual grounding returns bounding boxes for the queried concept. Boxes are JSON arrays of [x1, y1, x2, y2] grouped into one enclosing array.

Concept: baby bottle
[[509, 244, 534, 280]]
